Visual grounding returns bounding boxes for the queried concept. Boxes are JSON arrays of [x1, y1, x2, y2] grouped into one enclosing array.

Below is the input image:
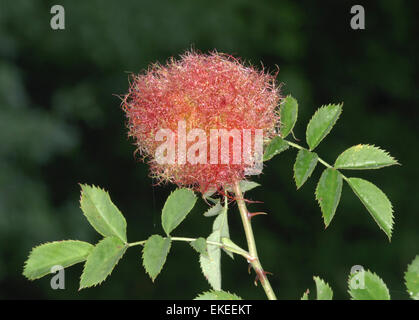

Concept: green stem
[[128, 236, 251, 260], [318, 157, 333, 169], [128, 240, 146, 247], [128, 237, 222, 247], [232, 180, 277, 300], [171, 236, 221, 247], [287, 140, 349, 178]]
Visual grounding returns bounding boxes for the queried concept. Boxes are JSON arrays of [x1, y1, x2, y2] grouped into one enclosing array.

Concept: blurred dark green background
[[0, 0, 417, 299]]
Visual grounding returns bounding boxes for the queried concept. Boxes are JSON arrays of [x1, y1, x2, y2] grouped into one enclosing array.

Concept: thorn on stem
[[230, 194, 264, 204], [247, 211, 268, 219], [254, 269, 273, 286], [243, 198, 264, 204]]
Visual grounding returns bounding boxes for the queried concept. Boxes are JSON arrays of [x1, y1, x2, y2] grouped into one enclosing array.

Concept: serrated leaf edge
[[280, 95, 298, 138], [79, 237, 127, 290], [23, 240, 94, 280], [263, 136, 290, 161], [293, 149, 318, 189], [79, 184, 127, 243], [142, 235, 172, 282], [199, 231, 221, 290], [313, 276, 333, 300], [224, 180, 261, 193], [301, 289, 310, 300], [162, 188, 197, 236], [194, 289, 242, 300], [190, 238, 209, 257], [347, 178, 394, 241], [347, 269, 390, 300], [306, 103, 343, 151], [315, 168, 343, 228], [203, 200, 223, 217], [334, 144, 399, 169], [404, 255, 419, 300], [215, 215, 234, 260]]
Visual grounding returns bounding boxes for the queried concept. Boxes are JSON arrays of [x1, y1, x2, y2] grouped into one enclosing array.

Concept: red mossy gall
[[122, 50, 281, 193]]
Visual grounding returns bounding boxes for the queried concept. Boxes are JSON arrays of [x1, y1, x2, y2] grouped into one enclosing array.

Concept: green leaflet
[[300, 277, 333, 300], [306, 103, 342, 150], [301, 290, 309, 300], [23, 240, 93, 280], [203, 200, 224, 217], [348, 269, 390, 300], [347, 177, 394, 240], [405, 255, 419, 300], [313, 276, 333, 300], [161, 188, 197, 235], [213, 203, 233, 259], [280, 95, 298, 138], [202, 188, 217, 200], [190, 237, 208, 257], [238, 180, 261, 193], [293, 149, 318, 189], [194, 290, 242, 300], [142, 235, 172, 282], [199, 230, 221, 290], [221, 237, 248, 258], [334, 144, 398, 170], [80, 184, 127, 243], [224, 180, 260, 193], [315, 168, 343, 227], [79, 236, 127, 289], [263, 136, 290, 161]]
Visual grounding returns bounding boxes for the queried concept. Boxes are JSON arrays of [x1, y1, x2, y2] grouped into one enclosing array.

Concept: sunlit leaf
[[203, 200, 224, 217], [315, 168, 343, 227], [142, 235, 171, 282], [334, 144, 398, 170], [263, 136, 290, 161], [348, 269, 390, 300], [162, 188, 197, 235], [293, 149, 318, 189], [405, 255, 419, 300], [79, 237, 127, 289], [313, 276, 333, 300], [280, 95, 298, 138], [80, 184, 127, 243], [225, 180, 260, 193], [347, 178, 394, 240], [306, 103, 342, 150], [238, 180, 261, 193], [23, 240, 93, 280], [190, 237, 208, 257], [194, 290, 242, 300], [200, 230, 221, 290], [213, 207, 233, 259]]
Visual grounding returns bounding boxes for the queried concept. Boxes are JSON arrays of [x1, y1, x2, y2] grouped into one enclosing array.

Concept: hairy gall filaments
[[122, 51, 281, 193]]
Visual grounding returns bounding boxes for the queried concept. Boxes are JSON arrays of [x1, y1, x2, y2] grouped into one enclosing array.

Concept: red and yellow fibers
[[122, 50, 281, 193]]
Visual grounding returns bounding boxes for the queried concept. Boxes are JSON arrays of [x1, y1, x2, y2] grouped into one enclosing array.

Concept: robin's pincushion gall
[[122, 51, 281, 193]]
